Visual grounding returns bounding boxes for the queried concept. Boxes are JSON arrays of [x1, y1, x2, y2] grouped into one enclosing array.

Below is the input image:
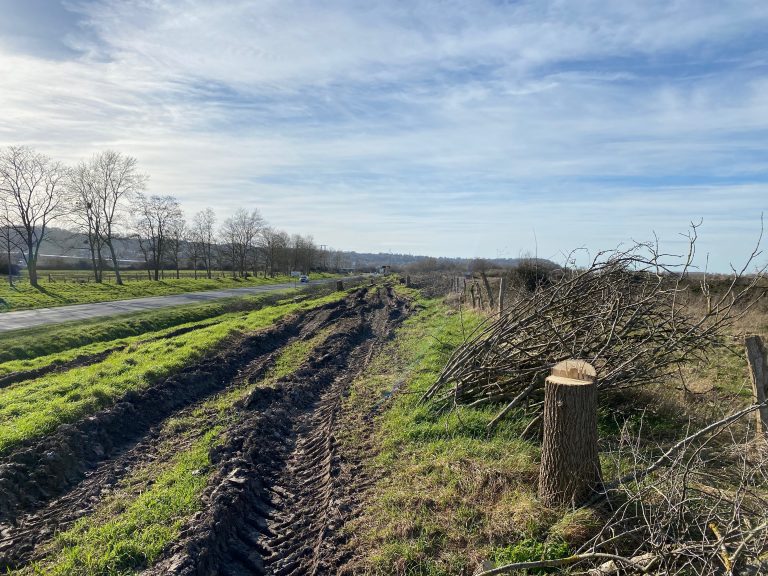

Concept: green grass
[[16, 301, 343, 576], [0, 289, 314, 364], [0, 273, 338, 312], [344, 291, 762, 575], [0, 292, 299, 376], [0, 291, 348, 455], [30, 429, 220, 576], [342, 296, 577, 575]]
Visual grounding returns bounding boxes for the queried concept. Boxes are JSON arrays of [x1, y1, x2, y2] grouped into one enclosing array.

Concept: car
[[299, 274, 309, 283]]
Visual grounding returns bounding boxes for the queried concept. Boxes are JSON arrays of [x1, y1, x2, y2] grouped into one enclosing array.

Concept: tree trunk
[[538, 360, 602, 507], [105, 240, 123, 285], [745, 335, 768, 439], [5, 235, 12, 287]]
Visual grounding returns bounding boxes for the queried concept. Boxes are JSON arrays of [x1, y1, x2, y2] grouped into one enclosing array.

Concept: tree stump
[[538, 360, 602, 507], [336, 280, 344, 291], [405, 275, 411, 287], [745, 335, 768, 439]]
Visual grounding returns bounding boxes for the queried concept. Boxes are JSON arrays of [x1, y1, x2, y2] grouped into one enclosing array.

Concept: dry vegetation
[[406, 233, 768, 575]]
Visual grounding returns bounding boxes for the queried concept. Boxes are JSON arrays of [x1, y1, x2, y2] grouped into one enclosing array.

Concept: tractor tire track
[[0, 296, 358, 571], [147, 287, 410, 576]]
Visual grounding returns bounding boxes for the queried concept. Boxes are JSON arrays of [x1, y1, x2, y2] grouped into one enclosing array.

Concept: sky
[[1, 0, 767, 271]]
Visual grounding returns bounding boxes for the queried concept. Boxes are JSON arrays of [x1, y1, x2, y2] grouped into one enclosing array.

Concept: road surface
[[0, 278, 354, 333]]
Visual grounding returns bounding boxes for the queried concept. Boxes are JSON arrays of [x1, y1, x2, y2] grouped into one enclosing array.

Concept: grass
[[0, 273, 338, 312], [343, 289, 765, 575], [29, 429, 221, 576], [0, 288, 316, 364], [343, 295, 573, 575], [16, 301, 342, 576], [0, 290, 348, 455]]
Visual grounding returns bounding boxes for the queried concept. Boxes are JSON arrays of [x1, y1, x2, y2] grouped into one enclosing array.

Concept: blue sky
[[1, 0, 767, 270]]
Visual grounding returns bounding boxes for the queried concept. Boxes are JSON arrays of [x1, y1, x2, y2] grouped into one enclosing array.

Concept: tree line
[[0, 146, 344, 287]]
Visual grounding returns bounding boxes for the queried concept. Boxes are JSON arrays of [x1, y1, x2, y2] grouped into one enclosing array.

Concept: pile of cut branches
[[477, 404, 768, 576], [424, 231, 765, 426]]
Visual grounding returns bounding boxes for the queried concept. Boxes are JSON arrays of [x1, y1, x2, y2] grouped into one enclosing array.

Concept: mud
[[147, 286, 409, 576], [0, 286, 411, 574], [0, 297, 354, 569]]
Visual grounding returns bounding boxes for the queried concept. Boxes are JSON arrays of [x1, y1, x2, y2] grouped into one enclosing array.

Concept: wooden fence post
[[745, 335, 768, 439], [336, 280, 344, 291], [497, 277, 505, 314], [538, 360, 602, 507], [480, 272, 494, 309]]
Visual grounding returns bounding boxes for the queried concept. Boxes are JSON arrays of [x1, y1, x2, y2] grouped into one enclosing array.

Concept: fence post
[[405, 275, 411, 287], [745, 335, 768, 439], [538, 360, 602, 507], [336, 280, 344, 291], [497, 277, 505, 314], [480, 272, 494, 309]]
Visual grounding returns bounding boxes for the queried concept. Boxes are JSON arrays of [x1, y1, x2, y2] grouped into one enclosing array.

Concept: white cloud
[[0, 0, 767, 269]]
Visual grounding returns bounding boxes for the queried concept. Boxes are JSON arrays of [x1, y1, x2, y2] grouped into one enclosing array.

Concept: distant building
[[378, 265, 391, 275]]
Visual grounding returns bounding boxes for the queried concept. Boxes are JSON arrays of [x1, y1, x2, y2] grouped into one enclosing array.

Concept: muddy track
[[147, 286, 410, 576], [0, 296, 359, 569]]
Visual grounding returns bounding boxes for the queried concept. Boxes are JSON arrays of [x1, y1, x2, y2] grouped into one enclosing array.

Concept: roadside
[[0, 276, 357, 333], [0, 285, 410, 575], [0, 273, 341, 313]]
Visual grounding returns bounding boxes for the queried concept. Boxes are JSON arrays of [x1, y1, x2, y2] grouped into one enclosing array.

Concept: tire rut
[[147, 286, 409, 576], [0, 295, 359, 571]]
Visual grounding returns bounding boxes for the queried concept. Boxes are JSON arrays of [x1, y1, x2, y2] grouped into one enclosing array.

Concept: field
[[0, 280, 416, 574], [0, 273, 339, 312], [0, 275, 766, 575]]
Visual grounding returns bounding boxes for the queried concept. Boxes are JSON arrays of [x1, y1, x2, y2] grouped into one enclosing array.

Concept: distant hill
[[6, 228, 554, 272]]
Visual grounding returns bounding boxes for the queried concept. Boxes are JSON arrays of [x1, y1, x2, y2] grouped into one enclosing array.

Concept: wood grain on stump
[[538, 360, 602, 507]]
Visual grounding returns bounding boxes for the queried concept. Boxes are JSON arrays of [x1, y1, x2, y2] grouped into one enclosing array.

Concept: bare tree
[[220, 208, 263, 278], [0, 198, 16, 286], [69, 162, 106, 282], [134, 193, 182, 281], [0, 146, 69, 287], [289, 233, 317, 274], [90, 151, 147, 285], [190, 208, 217, 279], [259, 226, 288, 277], [165, 213, 186, 279]]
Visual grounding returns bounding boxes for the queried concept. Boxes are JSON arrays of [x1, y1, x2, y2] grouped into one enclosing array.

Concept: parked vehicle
[[299, 274, 309, 283]]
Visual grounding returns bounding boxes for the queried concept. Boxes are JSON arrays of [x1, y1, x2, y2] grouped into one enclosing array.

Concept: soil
[[0, 286, 411, 574]]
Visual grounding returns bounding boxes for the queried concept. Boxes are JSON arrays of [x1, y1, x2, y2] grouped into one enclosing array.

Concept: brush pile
[[423, 235, 765, 426]]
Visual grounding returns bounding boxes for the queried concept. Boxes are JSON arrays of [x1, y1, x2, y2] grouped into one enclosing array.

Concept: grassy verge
[[0, 288, 320, 364], [343, 291, 760, 575], [18, 310, 341, 575], [0, 273, 339, 312], [0, 290, 348, 454], [343, 295, 568, 574]]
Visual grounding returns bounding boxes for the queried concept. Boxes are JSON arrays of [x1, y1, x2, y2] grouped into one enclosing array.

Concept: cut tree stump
[[745, 335, 768, 439], [538, 360, 602, 507]]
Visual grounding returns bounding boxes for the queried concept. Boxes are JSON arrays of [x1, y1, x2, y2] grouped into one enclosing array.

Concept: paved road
[[0, 278, 352, 333]]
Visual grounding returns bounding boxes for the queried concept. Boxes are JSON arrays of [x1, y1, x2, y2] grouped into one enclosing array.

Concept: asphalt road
[[0, 278, 349, 333]]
